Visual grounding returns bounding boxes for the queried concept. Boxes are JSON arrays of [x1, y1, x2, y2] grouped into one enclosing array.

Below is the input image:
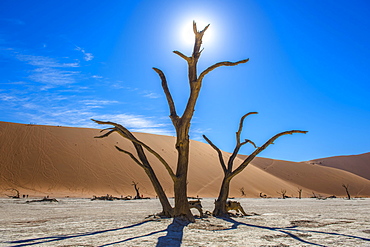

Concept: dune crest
[[308, 153, 370, 180]]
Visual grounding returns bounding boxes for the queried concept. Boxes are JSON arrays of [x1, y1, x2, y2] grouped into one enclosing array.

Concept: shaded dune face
[[1, 121, 369, 198], [308, 153, 370, 180]]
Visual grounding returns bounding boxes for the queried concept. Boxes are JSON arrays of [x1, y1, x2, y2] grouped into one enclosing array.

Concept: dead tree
[[297, 188, 302, 199], [132, 181, 142, 199], [342, 184, 351, 200], [240, 187, 246, 197], [277, 189, 288, 199], [92, 22, 249, 222], [203, 112, 307, 217], [6, 188, 20, 199]]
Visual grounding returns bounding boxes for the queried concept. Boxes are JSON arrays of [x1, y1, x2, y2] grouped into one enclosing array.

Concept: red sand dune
[[1, 121, 369, 198]]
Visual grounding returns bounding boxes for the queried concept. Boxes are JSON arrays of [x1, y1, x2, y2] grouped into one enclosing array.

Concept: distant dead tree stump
[[342, 184, 351, 200], [6, 188, 20, 199], [277, 189, 289, 199], [297, 188, 302, 199], [240, 187, 246, 197], [26, 197, 58, 203], [311, 192, 326, 200], [259, 192, 267, 198], [132, 181, 143, 199]]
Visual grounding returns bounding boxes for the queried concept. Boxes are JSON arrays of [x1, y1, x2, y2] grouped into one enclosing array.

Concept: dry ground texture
[[1, 198, 370, 246]]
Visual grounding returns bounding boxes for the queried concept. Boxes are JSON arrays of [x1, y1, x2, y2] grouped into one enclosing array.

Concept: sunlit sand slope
[[1, 121, 369, 198]]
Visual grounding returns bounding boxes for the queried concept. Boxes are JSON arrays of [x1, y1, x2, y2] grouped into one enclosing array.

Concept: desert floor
[[1, 197, 370, 247]]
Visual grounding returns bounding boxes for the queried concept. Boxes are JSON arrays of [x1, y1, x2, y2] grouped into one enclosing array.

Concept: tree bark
[[213, 176, 232, 217], [143, 166, 173, 216], [342, 184, 351, 200]]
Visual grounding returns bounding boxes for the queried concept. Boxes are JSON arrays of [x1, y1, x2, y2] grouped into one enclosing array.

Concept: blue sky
[[1, 0, 369, 162]]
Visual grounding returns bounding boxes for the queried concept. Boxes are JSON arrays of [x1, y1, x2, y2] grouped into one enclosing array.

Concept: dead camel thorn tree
[[342, 184, 351, 200], [132, 181, 142, 199], [277, 189, 289, 199], [92, 21, 249, 222], [298, 188, 303, 199], [6, 188, 20, 199], [203, 112, 307, 217]]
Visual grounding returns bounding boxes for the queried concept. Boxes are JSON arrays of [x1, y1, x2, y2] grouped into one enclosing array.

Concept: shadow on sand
[[5, 217, 188, 247], [5, 220, 159, 247], [156, 217, 189, 247], [219, 217, 370, 247], [6, 216, 369, 246]]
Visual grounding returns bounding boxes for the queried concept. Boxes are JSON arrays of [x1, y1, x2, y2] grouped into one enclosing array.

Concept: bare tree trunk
[[174, 137, 194, 221], [342, 184, 351, 200], [298, 188, 302, 199], [278, 189, 287, 199], [132, 181, 141, 199], [144, 166, 173, 216], [213, 176, 231, 217]]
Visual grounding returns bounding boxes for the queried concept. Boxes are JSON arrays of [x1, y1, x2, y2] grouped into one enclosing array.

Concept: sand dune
[[308, 152, 370, 180], [243, 156, 370, 198], [1, 121, 369, 198]]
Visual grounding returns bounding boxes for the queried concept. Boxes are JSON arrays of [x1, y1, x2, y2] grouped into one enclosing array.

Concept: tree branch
[[192, 21, 210, 61], [115, 145, 144, 168], [152, 68, 179, 123], [203, 135, 227, 174], [198, 59, 250, 83], [236, 112, 258, 144], [193, 21, 210, 37], [230, 130, 308, 179], [173, 51, 190, 63], [243, 139, 257, 149], [227, 112, 258, 171], [91, 119, 176, 181], [94, 128, 116, 139]]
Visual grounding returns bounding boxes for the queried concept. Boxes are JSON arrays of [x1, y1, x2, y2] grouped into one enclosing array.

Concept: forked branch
[[227, 112, 258, 170], [192, 21, 210, 60], [193, 21, 210, 39]]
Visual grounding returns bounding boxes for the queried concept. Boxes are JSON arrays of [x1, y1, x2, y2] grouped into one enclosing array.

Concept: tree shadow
[[219, 217, 370, 246], [156, 217, 189, 247], [5, 220, 156, 247], [99, 228, 166, 247]]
